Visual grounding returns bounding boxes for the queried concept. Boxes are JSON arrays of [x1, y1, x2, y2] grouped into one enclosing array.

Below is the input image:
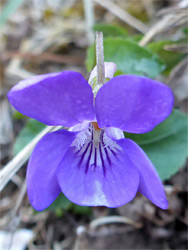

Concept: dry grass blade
[[90, 215, 142, 230], [3, 51, 84, 65], [0, 99, 13, 145], [157, 0, 188, 15], [0, 126, 61, 192], [139, 9, 188, 46], [164, 44, 188, 53], [167, 56, 188, 101], [83, 0, 95, 45], [139, 15, 170, 46], [7, 181, 27, 249], [93, 0, 148, 33]]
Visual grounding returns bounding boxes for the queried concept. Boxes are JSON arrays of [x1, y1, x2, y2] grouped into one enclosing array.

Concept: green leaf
[[93, 23, 142, 42], [73, 204, 92, 215], [13, 118, 46, 155], [147, 41, 183, 75], [125, 109, 188, 180], [45, 194, 91, 215], [46, 193, 72, 212], [93, 23, 128, 38], [86, 38, 165, 78], [45, 193, 91, 215], [13, 111, 28, 120], [183, 27, 188, 35], [0, 0, 24, 28], [125, 34, 143, 43], [86, 45, 95, 74]]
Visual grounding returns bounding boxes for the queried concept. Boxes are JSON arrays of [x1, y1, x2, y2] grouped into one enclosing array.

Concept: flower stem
[[95, 31, 105, 85]]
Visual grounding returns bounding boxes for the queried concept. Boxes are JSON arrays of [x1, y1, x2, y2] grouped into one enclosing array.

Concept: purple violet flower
[[8, 62, 173, 211]]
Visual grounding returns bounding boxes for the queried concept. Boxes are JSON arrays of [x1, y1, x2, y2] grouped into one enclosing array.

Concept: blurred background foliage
[[0, 0, 188, 249]]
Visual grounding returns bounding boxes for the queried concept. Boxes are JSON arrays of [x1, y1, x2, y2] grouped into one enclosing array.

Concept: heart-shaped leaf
[[86, 38, 165, 78]]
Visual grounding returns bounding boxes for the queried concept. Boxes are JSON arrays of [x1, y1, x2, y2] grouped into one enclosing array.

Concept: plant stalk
[[95, 31, 105, 85]]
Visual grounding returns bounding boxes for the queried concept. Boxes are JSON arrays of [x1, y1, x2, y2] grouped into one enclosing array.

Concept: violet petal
[[123, 138, 168, 209], [8, 71, 95, 127], [56, 132, 139, 207], [95, 75, 174, 133], [27, 129, 77, 211]]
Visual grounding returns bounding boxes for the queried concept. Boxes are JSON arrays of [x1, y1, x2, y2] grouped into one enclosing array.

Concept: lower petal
[[27, 129, 77, 211], [56, 129, 139, 207], [122, 139, 168, 209]]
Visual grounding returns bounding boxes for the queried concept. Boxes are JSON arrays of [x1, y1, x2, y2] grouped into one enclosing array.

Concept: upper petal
[[27, 129, 77, 211], [8, 71, 95, 127], [95, 75, 174, 133], [56, 127, 139, 207], [122, 138, 168, 209]]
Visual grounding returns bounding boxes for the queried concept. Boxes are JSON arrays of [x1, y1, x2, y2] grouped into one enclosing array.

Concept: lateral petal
[[123, 138, 168, 209], [27, 129, 77, 211], [95, 75, 174, 133], [8, 71, 95, 127]]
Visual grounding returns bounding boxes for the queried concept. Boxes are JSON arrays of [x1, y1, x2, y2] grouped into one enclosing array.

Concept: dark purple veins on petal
[[85, 143, 93, 174], [94, 148, 97, 170], [101, 131, 113, 167], [72, 125, 120, 177], [99, 142, 106, 176], [77, 142, 91, 168], [56, 127, 139, 208]]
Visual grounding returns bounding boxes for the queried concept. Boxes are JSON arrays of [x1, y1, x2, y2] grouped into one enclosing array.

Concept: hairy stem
[[95, 31, 105, 85]]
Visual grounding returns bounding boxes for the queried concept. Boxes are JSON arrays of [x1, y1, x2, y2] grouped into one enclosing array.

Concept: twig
[[93, 0, 148, 33], [0, 126, 61, 192]]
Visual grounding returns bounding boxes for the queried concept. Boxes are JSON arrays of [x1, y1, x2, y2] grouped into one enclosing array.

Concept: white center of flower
[[71, 123, 122, 174], [71, 123, 121, 152]]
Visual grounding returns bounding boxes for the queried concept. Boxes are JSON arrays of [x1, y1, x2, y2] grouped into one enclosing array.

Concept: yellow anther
[[92, 122, 101, 131]]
